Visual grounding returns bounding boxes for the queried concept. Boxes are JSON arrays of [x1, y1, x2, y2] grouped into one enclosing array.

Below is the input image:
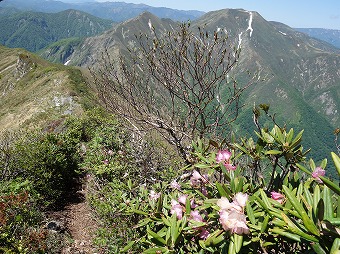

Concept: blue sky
[[94, 0, 340, 29]]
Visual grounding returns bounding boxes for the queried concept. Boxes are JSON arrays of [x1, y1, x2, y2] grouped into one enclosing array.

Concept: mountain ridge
[[0, 0, 204, 22], [0, 45, 95, 131], [0, 9, 114, 52]]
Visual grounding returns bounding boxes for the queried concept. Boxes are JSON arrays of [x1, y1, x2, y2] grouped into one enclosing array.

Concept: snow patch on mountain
[[246, 11, 253, 37]]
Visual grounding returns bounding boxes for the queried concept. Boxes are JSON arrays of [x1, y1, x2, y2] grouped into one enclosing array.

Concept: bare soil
[[46, 177, 98, 254]]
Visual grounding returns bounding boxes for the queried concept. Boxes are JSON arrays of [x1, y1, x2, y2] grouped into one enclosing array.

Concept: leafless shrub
[[93, 22, 257, 162]]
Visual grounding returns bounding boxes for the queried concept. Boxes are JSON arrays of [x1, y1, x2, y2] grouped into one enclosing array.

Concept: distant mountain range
[[0, 0, 204, 22], [0, 9, 114, 52], [295, 28, 340, 49]]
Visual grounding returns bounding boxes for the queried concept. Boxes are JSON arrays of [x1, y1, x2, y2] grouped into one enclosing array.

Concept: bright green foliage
[[120, 120, 340, 253]]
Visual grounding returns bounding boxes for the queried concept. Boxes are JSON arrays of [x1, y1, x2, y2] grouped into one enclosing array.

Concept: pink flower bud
[[312, 167, 325, 183]]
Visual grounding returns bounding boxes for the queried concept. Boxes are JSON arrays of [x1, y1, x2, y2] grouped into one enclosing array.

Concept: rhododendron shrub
[[122, 122, 340, 253]]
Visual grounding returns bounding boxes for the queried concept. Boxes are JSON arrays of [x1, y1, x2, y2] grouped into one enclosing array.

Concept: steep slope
[[192, 9, 339, 164], [0, 9, 114, 52], [190, 10, 340, 126], [0, 45, 96, 131], [41, 12, 178, 67], [0, 0, 204, 22]]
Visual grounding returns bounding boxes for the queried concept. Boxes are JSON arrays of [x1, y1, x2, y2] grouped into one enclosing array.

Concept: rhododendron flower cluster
[[189, 210, 210, 239], [170, 180, 181, 190], [270, 191, 285, 204], [170, 194, 199, 220], [312, 167, 325, 183], [217, 193, 249, 235], [190, 170, 208, 187], [216, 150, 236, 171], [149, 190, 161, 200]]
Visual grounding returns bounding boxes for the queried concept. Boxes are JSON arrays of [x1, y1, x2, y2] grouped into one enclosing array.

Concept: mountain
[[0, 0, 204, 22], [39, 10, 340, 169], [0, 9, 114, 52], [295, 28, 340, 49], [0, 45, 95, 131], [193, 10, 339, 164], [41, 12, 178, 66]]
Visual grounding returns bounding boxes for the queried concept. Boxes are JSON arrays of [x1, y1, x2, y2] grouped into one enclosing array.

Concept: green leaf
[[313, 185, 321, 215], [310, 159, 316, 170], [246, 202, 256, 225], [228, 237, 236, 254], [320, 159, 327, 170], [331, 152, 340, 176], [282, 186, 320, 236], [133, 209, 149, 215], [286, 128, 294, 144], [270, 227, 301, 242], [290, 130, 304, 148], [204, 229, 224, 246], [303, 185, 313, 210], [195, 163, 211, 169], [157, 193, 163, 213], [216, 182, 230, 197], [330, 238, 340, 254], [162, 216, 171, 227], [311, 243, 327, 254], [325, 217, 340, 226], [233, 234, 243, 253], [323, 186, 333, 220], [296, 163, 311, 175], [233, 143, 249, 155], [136, 218, 152, 228], [261, 215, 270, 233], [147, 226, 166, 246], [281, 214, 319, 242], [120, 241, 135, 252], [265, 150, 282, 155], [320, 176, 340, 196], [142, 247, 169, 254]]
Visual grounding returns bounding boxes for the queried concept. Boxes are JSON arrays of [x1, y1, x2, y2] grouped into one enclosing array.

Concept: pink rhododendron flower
[[217, 197, 240, 211], [189, 211, 210, 239], [190, 170, 208, 186], [199, 228, 210, 239], [178, 195, 188, 205], [216, 149, 236, 171], [216, 150, 231, 163], [219, 210, 249, 235], [217, 193, 249, 234], [170, 180, 181, 190], [170, 200, 183, 220], [190, 210, 204, 222], [312, 167, 325, 183], [201, 186, 208, 197], [271, 191, 285, 204], [190, 199, 198, 209], [233, 193, 248, 208], [149, 190, 160, 200]]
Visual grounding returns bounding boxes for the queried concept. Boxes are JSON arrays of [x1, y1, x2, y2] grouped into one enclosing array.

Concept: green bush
[[0, 180, 44, 253], [117, 121, 340, 253], [11, 131, 79, 207]]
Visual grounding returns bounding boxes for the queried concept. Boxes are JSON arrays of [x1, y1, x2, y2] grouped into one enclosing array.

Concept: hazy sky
[[94, 0, 340, 29]]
